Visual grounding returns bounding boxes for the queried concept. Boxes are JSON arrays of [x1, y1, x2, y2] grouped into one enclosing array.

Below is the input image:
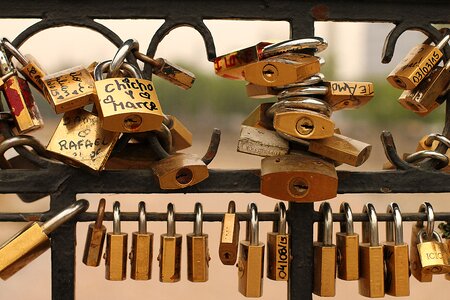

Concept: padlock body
[[410, 225, 433, 282], [46, 109, 120, 172], [105, 232, 127, 281], [336, 232, 359, 280], [187, 233, 209, 282], [273, 110, 335, 140], [322, 81, 374, 110], [383, 243, 410, 296], [358, 243, 384, 298], [219, 213, 239, 265], [261, 153, 338, 202], [20, 54, 47, 92], [94, 77, 163, 132], [154, 58, 195, 90], [82, 223, 106, 267], [237, 125, 289, 157], [159, 234, 182, 282], [417, 240, 450, 274], [313, 242, 336, 297], [237, 241, 264, 297], [242, 102, 274, 130], [267, 232, 289, 281], [130, 231, 153, 280], [168, 115, 192, 151], [246, 83, 277, 98]]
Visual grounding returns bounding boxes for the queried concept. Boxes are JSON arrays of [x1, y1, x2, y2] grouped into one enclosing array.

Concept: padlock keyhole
[[176, 167, 194, 185]]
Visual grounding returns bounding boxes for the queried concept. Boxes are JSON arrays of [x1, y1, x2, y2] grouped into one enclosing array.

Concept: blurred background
[[0, 19, 449, 299]]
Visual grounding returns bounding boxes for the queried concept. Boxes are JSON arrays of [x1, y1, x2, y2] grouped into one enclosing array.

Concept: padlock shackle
[[386, 202, 403, 244], [0, 44, 15, 74], [138, 201, 147, 234], [227, 200, 236, 214], [193, 202, 203, 236], [41, 200, 89, 235], [417, 202, 435, 241], [260, 37, 328, 59], [166, 203, 176, 237], [266, 97, 332, 119], [94, 198, 106, 229], [424, 133, 450, 148], [362, 203, 379, 246], [272, 202, 287, 234], [94, 60, 142, 81], [112, 201, 121, 234], [417, 228, 442, 244], [1, 38, 28, 66], [246, 203, 259, 245], [436, 34, 450, 50], [276, 73, 324, 89], [109, 39, 139, 78], [317, 202, 333, 246], [339, 202, 354, 234]]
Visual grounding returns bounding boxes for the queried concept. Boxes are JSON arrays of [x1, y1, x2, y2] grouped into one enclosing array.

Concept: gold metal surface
[[104, 232, 128, 281], [410, 225, 433, 282], [267, 232, 289, 281], [313, 242, 336, 297], [82, 223, 106, 267], [20, 54, 47, 92], [336, 232, 359, 280], [167, 115, 193, 151], [322, 81, 374, 110], [383, 243, 410, 296], [219, 213, 239, 265], [187, 234, 210, 282], [358, 244, 385, 298], [158, 234, 182, 283], [237, 241, 265, 297], [273, 110, 335, 140], [417, 240, 450, 274], [130, 232, 153, 280]]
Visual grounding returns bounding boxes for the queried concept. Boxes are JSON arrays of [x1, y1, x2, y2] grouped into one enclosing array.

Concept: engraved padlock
[[0, 200, 88, 280], [130, 201, 153, 280], [237, 203, 264, 298], [359, 203, 384, 298], [159, 203, 182, 283], [219, 201, 240, 265], [315, 80, 375, 110], [336, 202, 359, 281], [187, 202, 210, 282], [83, 198, 107, 267], [267, 202, 289, 281], [105, 201, 127, 281], [410, 202, 433, 282], [237, 125, 289, 157]]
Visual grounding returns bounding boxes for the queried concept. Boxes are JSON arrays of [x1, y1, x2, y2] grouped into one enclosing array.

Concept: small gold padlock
[[410, 202, 433, 282], [83, 198, 107, 267], [130, 201, 153, 281], [187, 202, 210, 282], [159, 203, 182, 283], [267, 202, 289, 281], [105, 201, 127, 281], [219, 201, 240, 265], [358, 203, 384, 298], [237, 125, 289, 158], [321, 80, 375, 110], [383, 203, 410, 297], [336, 202, 359, 281]]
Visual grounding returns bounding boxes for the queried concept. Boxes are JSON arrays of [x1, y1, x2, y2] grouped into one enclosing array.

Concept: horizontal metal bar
[[314, 212, 450, 222]]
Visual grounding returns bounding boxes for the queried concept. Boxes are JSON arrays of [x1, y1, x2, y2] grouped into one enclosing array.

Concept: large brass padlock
[[267, 202, 289, 281], [336, 202, 359, 281], [260, 152, 338, 202], [219, 201, 240, 265], [83, 198, 107, 267], [383, 203, 410, 297], [313, 202, 336, 297], [105, 201, 128, 281], [130, 201, 153, 280], [237, 203, 264, 297], [0, 200, 88, 280], [187, 202, 210, 282], [159, 203, 182, 283], [359, 203, 384, 298]]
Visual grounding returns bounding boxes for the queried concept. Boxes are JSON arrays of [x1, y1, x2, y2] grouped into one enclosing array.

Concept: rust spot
[[17, 77, 35, 108], [311, 4, 329, 21], [4, 77, 25, 117]]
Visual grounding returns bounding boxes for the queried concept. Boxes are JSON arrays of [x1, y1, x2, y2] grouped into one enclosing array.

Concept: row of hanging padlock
[[314, 201, 450, 298], [214, 37, 374, 203], [81, 200, 289, 298]]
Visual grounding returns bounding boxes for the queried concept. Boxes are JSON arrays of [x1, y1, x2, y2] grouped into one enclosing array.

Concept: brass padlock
[[159, 203, 182, 283], [83, 198, 107, 267], [387, 34, 449, 89], [260, 37, 328, 59], [242, 102, 274, 130], [0, 200, 88, 280], [336, 202, 359, 281], [46, 108, 120, 172], [383, 203, 410, 297], [166, 115, 192, 151], [237, 203, 264, 297], [130, 201, 153, 280], [415, 133, 450, 171], [267, 202, 289, 281], [398, 60, 450, 116], [187, 202, 210, 282], [359, 203, 384, 298], [260, 152, 338, 202], [237, 125, 289, 157], [105, 201, 127, 281], [219, 201, 240, 265], [321, 80, 374, 110], [410, 202, 433, 282]]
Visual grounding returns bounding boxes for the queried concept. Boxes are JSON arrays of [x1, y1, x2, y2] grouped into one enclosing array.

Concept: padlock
[[2, 38, 47, 92], [46, 108, 120, 172], [237, 125, 289, 157], [187, 202, 210, 282], [410, 202, 433, 282], [0, 45, 43, 133], [237, 203, 264, 297], [165, 115, 192, 151], [415, 134, 450, 172], [151, 153, 209, 190], [359, 203, 384, 298], [243, 53, 321, 87], [242, 103, 274, 130], [383, 203, 410, 296], [219, 201, 240, 266], [94, 58, 163, 133], [214, 42, 272, 80], [398, 60, 450, 116], [267, 202, 289, 281], [320, 80, 374, 110], [336, 202, 359, 280], [313, 202, 336, 297], [105, 201, 127, 281], [260, 37, 328, 59], [159, 203, 182, 283], [387, 34, 449, 89], [260, 152, 338, 202], [42, 65, 96, 114], [83, 198, 107, 267], [0, 200, 88, 280], [130, 201, 153, 280]]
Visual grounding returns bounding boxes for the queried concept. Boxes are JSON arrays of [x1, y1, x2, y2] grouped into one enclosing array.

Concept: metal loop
[[40, 200, 89, 235], [266, 97, 332, 118], [109, 39, 139, 77], [417, 202, 435, 241], [94, 198, 106, 229], [339, 202, 354, 235], [261, 37, 328, 59], [0, 135, 52, 169], [272, 202, 287, 234], [201, 128, 221, 165], [112, 201, 121, 234], [405, 150, 449, 169], [1, 38, 28, 65], [193, 202, 203, 236], [94, 60, 142, 81], [386, 203, 403, 245], [276, 74, 324, 89], [227, 200, 236, 213], [167, 203, 176, 237], [317, 202, 333, 246], [424, 133, 450, 149], [278, 86, 328, 98], [418, 229, 442, 244], [362, 203, 379, 246], [246, 203, 259, 245], [138, 201, 147, 234], [156, 123, 173, 154]]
